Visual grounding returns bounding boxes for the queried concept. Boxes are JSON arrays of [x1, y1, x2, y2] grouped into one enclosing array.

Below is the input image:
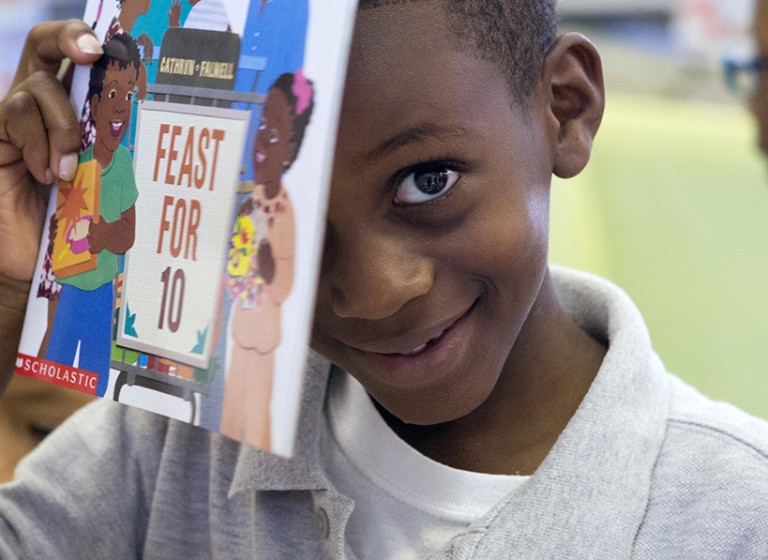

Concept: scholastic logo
[[14, 353, 98, 395]]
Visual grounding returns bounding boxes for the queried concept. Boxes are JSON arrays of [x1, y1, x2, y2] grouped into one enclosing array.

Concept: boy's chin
[[371, 389, 487, 427]]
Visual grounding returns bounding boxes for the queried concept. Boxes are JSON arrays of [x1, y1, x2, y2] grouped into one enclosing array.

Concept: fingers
[[13, 20, 102, 90], [1, 20, 101, 184], [0, 71, 81, 184]]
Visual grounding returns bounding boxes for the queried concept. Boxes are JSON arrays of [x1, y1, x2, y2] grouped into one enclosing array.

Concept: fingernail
[[59, 153, 78, 181], [76, 33, 103, 55]]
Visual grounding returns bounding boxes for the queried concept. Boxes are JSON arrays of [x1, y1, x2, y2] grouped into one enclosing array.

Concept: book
[[14, 0, 358, 457]]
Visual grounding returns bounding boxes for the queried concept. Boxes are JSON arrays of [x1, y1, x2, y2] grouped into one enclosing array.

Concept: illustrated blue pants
[[46, 282, 114, 397]]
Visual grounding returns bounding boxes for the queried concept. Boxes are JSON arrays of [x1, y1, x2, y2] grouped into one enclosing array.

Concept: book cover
[[14, 0, 357, 457]]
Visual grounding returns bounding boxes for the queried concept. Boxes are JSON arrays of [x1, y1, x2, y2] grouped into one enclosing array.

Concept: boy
[[0, 2, 767, 559]]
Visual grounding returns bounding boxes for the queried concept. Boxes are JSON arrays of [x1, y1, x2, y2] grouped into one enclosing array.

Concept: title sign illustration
[[117, 102, 248, 367]]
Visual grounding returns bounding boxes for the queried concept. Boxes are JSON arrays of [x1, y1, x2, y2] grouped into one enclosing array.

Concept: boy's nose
[[323, 222, 434, 320]]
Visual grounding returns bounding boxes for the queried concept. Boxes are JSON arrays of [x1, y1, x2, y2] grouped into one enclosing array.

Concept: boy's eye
[[269, 129, 279, 144], [394, 166, 460, 205], [108, 89, 117, 99], [126, 91, 133, 101]]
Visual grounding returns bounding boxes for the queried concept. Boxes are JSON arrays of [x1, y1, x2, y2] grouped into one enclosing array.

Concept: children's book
[[14, 0, 358, 457]]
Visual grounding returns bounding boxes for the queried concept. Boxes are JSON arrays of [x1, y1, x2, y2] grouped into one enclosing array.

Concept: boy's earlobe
[[543, 33, 605, 179]]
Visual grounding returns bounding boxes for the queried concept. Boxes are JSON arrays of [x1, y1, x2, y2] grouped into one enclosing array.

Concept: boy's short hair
[[87, 33, 141, 103], [358, 0, 558, 104]]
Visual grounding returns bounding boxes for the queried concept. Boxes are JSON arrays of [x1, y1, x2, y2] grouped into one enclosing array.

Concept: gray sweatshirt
[[1, 266, 767, 559]]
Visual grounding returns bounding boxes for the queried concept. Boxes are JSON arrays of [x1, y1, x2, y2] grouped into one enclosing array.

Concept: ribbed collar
[[445, 266, 670, 558], [228, 350, 332, 496]]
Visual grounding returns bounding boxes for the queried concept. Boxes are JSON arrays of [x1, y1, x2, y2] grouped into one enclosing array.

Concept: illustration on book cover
[[14, 0, 357, 456]]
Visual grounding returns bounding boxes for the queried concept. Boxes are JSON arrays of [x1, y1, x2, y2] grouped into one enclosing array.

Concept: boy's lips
[[254, 150, 267, 164], [341, 300, 478, 389]]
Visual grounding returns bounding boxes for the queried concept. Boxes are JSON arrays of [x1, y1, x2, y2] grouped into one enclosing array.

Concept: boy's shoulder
[[662, 374, 768, 488], [665, 373, 768, 462], [636, 375, 768, 557]]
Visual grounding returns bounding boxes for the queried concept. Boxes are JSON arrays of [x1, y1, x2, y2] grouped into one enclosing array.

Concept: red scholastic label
[[14, 353, 99, 395]]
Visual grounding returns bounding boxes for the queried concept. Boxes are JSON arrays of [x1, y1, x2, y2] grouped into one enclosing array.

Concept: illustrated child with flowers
[[221, 71, 314, 450]]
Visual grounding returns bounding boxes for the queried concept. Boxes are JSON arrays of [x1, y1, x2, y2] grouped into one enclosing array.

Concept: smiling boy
[[0, 2, 768, 559], [309, 7, 610, 502]]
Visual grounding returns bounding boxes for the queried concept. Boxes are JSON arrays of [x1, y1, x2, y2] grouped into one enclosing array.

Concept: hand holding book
[[0, 21, 102, 390], [9, 0, 355, 456]]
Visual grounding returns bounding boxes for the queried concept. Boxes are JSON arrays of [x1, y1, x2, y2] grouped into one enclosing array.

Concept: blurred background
[[0, 0, 766, 427], [551, 0, 768, 420]]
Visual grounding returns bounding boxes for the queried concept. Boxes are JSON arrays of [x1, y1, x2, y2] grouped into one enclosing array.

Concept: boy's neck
[[378, 271, 606, 476]]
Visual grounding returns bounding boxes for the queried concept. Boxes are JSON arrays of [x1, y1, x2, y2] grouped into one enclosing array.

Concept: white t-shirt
[[321, 371, 529, 559]]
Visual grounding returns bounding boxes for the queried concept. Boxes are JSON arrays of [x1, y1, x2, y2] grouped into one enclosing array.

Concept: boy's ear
[[541, 33, 605, 179]]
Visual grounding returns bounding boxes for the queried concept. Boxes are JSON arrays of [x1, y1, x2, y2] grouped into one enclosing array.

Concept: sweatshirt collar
[[456, 266, 670, 558], [228, 350, 332, 497], [228, 266, 670, 559]]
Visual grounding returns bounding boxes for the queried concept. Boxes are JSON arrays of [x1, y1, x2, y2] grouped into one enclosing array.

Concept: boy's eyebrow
[[361, 123, 475, 163]]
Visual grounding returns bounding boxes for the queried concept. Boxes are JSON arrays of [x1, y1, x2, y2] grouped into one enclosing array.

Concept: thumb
[[13, 19, 103, 90]]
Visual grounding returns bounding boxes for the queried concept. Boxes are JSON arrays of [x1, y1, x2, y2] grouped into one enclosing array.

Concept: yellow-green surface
[[550, 93, 768, 419]]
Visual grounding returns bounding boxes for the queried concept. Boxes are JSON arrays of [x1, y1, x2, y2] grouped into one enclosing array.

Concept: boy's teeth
[[404, 342, 428, 356], [398, 325, 451, 356]]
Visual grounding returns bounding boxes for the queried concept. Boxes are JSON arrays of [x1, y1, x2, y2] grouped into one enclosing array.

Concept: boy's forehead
[[343, 2, 516, 122], [347, 2, 480, 94], [334, 0, 535, 172], [352, 0, 456, 58], [358, 0, 430, 12]]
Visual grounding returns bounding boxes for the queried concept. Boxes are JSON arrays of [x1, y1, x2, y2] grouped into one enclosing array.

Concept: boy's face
[[91, 61, 136, 154], [312, 1, 555, 425]]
